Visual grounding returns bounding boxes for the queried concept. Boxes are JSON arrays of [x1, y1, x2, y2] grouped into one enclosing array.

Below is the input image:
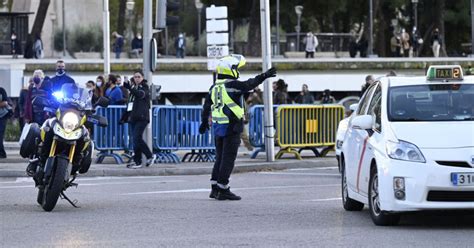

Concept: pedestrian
[[320, 89, 336, 104], [116, 74, 129, 104], [112, 31, 124, 59], [400, 28, 410, 57], [25, 70, 49, 125], [411, 27, 422, 57], [175, 33, 186, 58], [16, 79, 31, 131], [86, 80, 100, 105], [431, 28, 442, 58], [33, 33, 43, 59], [104, 74, 123, 105], [273, 79, 289, 104], [96, 75, 106, 96], [49, 60, 75, 92], [0, 86, 11, 158], [199, 54, 277, 200], [241, 87, 264, 152], [304, 32, 318, 58], [123, 71, 156, 169], [390, 33, 401, 57], [295, 84, 315, 104], [131, 33, 143, 58], [360, 75, 374, 96], [11, 31, 21, 59]]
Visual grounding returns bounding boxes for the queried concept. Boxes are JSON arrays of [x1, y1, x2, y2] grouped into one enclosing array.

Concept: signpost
[[206, 5, 229, 71]]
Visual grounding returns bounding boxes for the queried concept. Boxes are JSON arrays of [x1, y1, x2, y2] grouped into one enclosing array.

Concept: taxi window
[[388, 84, 474, 121], [357, 83, 377, 115], [368, 84, 382, 131]]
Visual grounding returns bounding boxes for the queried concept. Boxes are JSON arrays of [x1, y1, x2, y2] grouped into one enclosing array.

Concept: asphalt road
[[1, 164, 474, 248]]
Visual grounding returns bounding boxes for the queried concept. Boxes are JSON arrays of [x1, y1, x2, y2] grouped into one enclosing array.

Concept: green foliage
[[234, 23, 249, 43], [69, 24, 104, 53], [54, 24, 103, 54], [5, 119, 20, 142]]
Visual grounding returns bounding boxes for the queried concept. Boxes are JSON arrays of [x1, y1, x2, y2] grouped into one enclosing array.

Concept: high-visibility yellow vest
[[211, 79, 244, 124]]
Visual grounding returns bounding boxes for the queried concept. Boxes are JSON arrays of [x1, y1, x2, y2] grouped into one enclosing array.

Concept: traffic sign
[[207, 32, 229, 45], [207, 59, 218, 71], [206, 5, 227, 19], [206, 19, 228, 32], [207, 45, 229, 58]]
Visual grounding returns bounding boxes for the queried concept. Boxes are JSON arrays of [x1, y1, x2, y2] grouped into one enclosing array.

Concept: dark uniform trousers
[[211, 132, 241, 186]]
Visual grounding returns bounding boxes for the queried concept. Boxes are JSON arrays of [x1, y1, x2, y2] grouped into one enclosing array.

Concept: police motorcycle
[[19, 83, 109, 211]]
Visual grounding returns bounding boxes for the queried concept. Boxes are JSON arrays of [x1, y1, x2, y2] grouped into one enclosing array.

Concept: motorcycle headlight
[[61, 112, 80, 133], [386, 140, 426, 163]]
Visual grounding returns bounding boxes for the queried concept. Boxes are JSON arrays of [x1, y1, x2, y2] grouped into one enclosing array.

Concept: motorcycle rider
[[199, 54, 277, 200], [48, 60, 75, 92]]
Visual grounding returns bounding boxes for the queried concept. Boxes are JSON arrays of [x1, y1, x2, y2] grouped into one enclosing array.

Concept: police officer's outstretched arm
[[228, 67, 277, 92]]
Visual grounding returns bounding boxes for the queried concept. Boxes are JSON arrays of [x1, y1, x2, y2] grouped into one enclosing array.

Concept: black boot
[[209, 184, 218, 199], [217, 187, 241, 201]]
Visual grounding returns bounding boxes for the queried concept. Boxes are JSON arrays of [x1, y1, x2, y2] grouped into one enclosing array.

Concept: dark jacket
[[202, 74, 267, 136], [49, 74, 75, 92], [128, 81, 151, 123], [295, 92, 315, 104]]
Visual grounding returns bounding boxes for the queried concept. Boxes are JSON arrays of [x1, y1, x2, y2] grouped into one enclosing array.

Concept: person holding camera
[[123, 71, 156, 169]]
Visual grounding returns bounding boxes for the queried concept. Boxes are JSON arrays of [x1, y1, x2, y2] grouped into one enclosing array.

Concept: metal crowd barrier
[[152, 105, 215, 163], [276, 104, 345, 159], [248, 105, 279, 158], [93, 106, 131, 164]]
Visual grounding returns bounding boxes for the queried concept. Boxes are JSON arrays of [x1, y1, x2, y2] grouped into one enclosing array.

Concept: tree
[[24, 0, 50, 58], [117, 0, 127, 35]]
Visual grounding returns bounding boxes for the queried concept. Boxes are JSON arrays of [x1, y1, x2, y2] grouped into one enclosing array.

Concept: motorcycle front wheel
[[41, 156, 68, 212]]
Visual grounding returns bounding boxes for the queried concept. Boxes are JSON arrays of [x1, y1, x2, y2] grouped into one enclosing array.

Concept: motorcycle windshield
[[52, 83, 92, 110]]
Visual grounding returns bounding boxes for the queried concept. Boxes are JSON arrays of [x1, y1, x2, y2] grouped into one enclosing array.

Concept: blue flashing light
[[52, 91, 64, 100]]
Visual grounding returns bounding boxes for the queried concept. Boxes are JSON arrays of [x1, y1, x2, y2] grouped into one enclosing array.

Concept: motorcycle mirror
[[95, 97, 109, 108]]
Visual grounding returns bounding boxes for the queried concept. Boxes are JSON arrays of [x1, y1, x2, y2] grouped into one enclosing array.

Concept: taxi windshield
[[52, 83, 92, 110], [388, 84, 474, 122]]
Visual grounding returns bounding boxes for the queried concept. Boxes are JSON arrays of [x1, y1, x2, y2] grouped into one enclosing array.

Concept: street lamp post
[[103, 0, 111, 76], [62, 0, 66, 57], [276, 0, 280, 55], [126, 0, 135, 47], [295, 5, 303, 52], [471, 0, 474, 56], [368, 0, 373, 56], [195, 0, 203, 57], [412, 0, 418, 30]]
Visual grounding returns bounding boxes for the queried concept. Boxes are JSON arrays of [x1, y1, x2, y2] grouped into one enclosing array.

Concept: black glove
[[123, 81, 131, 90], [262, 67, 277, 79], [199, 122, 209, 134]]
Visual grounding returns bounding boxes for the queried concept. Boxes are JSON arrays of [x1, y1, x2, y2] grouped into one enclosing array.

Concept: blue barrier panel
[[248, 105, 279, 159], [152, 105, 215, 163], [93, 106, 130, 164]]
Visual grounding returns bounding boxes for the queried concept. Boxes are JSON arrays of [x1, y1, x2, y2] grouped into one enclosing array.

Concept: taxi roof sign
[[426, 65, 463, 81]]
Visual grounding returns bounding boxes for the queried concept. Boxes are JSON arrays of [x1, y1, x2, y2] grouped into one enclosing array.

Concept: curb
[[0, 159, 336, 178]]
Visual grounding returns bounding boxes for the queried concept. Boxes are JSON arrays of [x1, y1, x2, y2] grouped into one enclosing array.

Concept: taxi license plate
[[451, 173, 474, 186]]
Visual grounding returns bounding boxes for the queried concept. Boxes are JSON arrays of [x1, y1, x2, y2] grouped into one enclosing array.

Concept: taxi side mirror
[[352, 115, 373, 130]]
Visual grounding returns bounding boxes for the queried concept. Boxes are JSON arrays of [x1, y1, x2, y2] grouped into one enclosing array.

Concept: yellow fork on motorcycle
[[49, 139, 57, 157], [69, 144, 76, 164]]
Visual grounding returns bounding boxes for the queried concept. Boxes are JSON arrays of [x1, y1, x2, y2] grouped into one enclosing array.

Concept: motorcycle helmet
[[216, 54, 246, 79]]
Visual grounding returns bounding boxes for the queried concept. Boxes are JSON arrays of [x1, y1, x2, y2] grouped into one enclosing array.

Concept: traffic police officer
[[199, 54, 277, 200]]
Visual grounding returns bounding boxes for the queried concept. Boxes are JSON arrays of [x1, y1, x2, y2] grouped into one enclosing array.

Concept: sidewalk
[[0, 142, 337, 177]]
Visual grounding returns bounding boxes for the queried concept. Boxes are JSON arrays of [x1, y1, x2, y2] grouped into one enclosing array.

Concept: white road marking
[[259, 172, 340, 176], [307, 197, 342, 202], [0, 180, 184, 189], [287, 167, 338, 171], [122, 184, 339, 196]]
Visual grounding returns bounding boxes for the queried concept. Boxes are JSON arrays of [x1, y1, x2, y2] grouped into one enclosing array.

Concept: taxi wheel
[[369, 166, 400, 226], [341, 158, 364, 211]]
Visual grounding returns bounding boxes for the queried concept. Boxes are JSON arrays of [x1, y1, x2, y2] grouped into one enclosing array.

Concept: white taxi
[[340, 65, 474, 226]]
